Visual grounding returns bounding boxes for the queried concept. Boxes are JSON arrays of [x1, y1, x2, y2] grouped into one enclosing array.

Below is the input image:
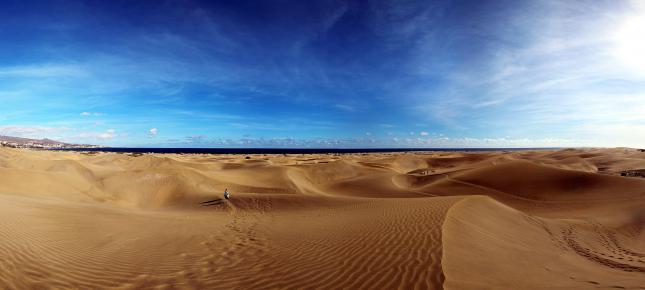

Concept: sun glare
[[615, 14, 645, 72]]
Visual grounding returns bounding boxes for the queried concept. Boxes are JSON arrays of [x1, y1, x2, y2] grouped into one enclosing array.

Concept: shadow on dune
[[200, 199, 225, 206]]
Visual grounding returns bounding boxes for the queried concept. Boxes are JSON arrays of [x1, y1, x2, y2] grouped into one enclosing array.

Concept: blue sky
[[1, 0, 644, 148]]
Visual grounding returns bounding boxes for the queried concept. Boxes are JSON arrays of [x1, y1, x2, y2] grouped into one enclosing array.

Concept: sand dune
[[442, 196, 645, 289], [0, 147, 644, 289]]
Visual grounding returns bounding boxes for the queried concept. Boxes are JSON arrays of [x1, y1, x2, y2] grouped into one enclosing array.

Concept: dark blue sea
[[52, 147, 559, 154]]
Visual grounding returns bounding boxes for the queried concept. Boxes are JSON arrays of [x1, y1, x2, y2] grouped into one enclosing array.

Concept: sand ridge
[[0, 147, 644, 289]]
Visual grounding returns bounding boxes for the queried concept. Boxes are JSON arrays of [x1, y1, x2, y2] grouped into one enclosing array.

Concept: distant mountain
[[0, 135, 100, 149]]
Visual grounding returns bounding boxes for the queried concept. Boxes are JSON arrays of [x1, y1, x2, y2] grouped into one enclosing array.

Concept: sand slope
[[442, 196, 645, 289], [0, 148, 644, 289]]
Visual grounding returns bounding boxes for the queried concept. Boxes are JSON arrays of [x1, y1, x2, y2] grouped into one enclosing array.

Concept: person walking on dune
[[224, 188, 230, 200]]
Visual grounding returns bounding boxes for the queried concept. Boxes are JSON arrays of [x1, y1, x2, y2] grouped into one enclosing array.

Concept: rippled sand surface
[[0, 147, 644, 289]]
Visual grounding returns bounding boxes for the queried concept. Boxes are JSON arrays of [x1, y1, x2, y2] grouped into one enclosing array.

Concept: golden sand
[[0, 147, 644, 289]]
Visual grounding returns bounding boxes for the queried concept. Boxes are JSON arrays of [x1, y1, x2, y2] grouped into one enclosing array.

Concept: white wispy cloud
[[334, 104, 356, 112], [97, 129, 116, 140], [80, 112, 103, 117], [75, 129, 117, 142], [158, 135, 585, 148], [0, 125, 70, 139], [402, 1, 645, 147], [185, 135, 207, 143], [148, 128, 158, 137], [0, 64, 88, 78]]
